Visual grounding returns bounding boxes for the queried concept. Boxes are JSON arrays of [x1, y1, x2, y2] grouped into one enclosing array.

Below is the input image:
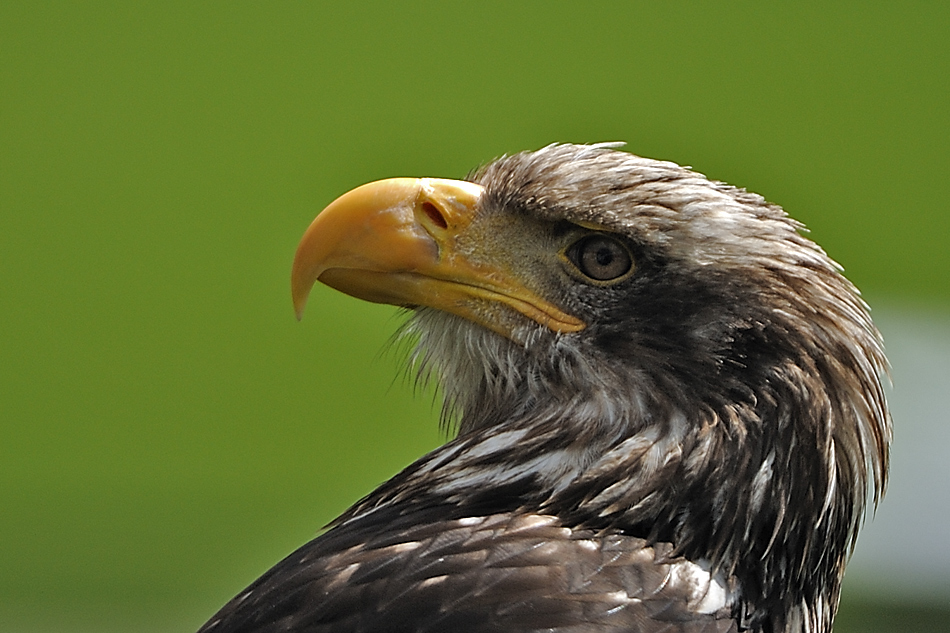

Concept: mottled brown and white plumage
[[198, 144, 890, 633]]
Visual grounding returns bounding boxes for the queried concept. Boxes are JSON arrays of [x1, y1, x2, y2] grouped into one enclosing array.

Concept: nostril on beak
[[420, 201, 448, 230]]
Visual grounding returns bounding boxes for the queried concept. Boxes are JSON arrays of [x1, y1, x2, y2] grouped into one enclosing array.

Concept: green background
[[2, 3, 948, 631]]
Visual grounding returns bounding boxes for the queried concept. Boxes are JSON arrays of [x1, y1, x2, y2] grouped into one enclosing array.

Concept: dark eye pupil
[[571, 235, 633, 281]]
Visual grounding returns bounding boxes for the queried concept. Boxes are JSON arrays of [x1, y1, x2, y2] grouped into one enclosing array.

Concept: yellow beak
[[291, 178, 584, 339]]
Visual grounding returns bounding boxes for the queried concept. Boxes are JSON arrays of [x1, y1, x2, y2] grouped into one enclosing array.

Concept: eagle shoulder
[[199, 511, 739, 633]]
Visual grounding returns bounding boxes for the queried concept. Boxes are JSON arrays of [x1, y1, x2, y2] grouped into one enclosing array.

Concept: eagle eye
[[566, 234, 633, 282]]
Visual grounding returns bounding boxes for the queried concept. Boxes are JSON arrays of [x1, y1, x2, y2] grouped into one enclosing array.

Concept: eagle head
[[207, 144, 890, 633]]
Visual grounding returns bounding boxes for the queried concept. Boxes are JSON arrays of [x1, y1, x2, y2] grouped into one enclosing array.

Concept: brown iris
[[566, 234, 634, 282]]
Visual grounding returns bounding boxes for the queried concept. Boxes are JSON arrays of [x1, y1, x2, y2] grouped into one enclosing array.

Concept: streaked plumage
[[199, 144, 890, 633]]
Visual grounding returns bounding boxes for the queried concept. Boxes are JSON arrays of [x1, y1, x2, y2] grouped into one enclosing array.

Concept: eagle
[[198, 144, 890, 633]]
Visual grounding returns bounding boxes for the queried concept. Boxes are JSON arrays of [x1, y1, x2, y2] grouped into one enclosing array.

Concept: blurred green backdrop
[[2, 3, 948, 632]]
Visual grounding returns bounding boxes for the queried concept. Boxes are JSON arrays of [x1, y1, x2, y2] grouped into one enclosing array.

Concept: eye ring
[[564, 234, 634, 283]]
